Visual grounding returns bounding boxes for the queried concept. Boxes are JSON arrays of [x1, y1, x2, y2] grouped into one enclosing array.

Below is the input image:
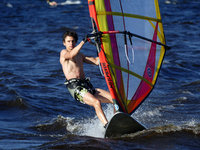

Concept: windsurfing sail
[[87, 0, 169, 115]]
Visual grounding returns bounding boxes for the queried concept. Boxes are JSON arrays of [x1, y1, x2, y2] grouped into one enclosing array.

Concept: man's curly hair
[[62, 31, 78, 43]]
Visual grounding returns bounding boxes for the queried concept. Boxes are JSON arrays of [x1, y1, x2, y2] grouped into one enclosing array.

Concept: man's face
[[63, 36, 76, 50]]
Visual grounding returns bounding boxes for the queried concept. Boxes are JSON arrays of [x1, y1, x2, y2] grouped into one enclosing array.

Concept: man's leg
[[83, 92, 108, 125], [95, 88, 116, 113], [94, 88, 113, 103]]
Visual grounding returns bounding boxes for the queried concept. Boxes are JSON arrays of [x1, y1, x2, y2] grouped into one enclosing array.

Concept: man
[[60, 31, 113, 128]]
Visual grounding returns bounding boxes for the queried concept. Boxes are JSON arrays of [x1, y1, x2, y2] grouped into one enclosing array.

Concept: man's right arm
[[69, 41, 85, 58], [62, 41, 86, 60]]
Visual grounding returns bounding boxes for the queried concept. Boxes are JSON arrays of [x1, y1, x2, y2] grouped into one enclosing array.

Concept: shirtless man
[[60, 31, 113, 128]]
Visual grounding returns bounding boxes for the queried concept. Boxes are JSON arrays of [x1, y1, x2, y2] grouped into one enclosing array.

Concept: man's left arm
[[83, 55, 99, 66]]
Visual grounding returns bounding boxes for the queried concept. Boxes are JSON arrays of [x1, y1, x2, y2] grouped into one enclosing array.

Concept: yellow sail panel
[[95, 1, 126, 106]]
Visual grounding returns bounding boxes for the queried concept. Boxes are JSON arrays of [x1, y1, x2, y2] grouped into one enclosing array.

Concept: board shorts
[[64, 77, 96, 104]]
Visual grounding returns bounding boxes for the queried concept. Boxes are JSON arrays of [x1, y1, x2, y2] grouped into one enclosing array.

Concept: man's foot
[[104, 123, 108, 129]]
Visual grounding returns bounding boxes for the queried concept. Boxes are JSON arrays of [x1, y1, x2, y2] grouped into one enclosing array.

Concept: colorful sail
[[88, 0, 168, 115]]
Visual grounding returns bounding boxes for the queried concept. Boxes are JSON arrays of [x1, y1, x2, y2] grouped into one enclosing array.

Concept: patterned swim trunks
[[64, 78, 96, 104]]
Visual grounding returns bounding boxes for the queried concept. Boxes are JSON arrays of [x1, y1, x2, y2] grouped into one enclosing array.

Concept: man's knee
[[93, 99, 101, 108]]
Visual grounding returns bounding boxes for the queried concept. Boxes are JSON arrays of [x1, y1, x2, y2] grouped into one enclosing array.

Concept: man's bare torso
[[61, 50, 85, 80]]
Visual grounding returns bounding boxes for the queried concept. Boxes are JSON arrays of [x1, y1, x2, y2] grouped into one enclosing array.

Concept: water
[[0, 0, 200, 149]]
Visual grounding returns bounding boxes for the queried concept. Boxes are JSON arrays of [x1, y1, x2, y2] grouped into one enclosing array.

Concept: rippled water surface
[[0, 0, 200, 149]]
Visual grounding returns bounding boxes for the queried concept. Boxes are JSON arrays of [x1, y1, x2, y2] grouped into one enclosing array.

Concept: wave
[[0, 96, 29, 110], [36, 121, 200, 149], [57, 0, 81, 6], [30, 109, 111, 138], [30, 115, 78, 135], [113, 121, 200, 140]]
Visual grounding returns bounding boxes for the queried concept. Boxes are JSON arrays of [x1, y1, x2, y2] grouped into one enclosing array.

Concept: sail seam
[[109, 62, 153, 87], [97, 11, 162, 22]]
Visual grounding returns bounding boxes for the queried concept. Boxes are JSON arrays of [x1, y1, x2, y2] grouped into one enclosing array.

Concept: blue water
[[0, 0, 200, 149]]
